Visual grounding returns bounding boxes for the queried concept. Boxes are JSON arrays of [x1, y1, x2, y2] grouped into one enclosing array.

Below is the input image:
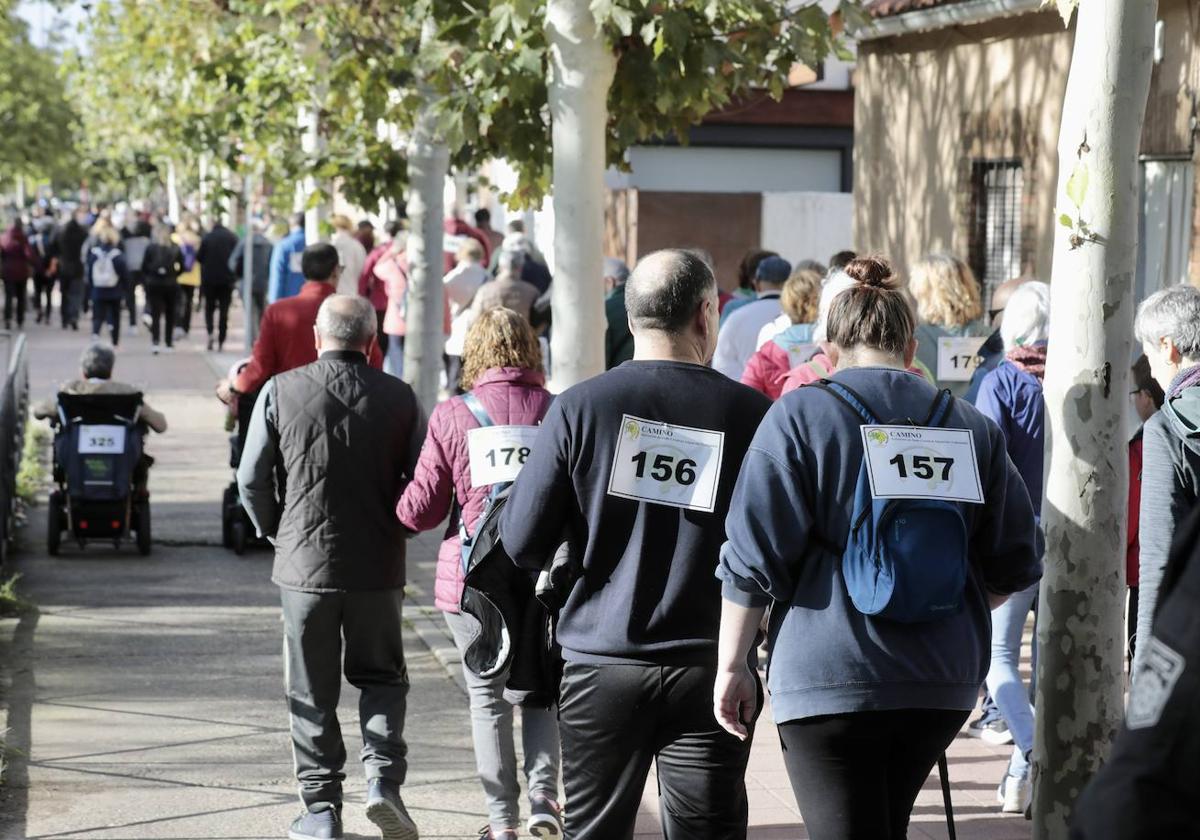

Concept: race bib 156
[[606, 415, 725, 512], [467, 425, 541, 488], [937, 336, 988, 382], [859, 424, 984, 504], [78, 424, 126, 455]]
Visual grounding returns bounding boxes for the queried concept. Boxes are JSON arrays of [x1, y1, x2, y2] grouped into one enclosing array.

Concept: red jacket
[[358, 243, 393, 312], [233, 281, 382, 395], [742, 342, 801, 400], [395, 366, 552, 612], [1128, 432, 1144, 586]]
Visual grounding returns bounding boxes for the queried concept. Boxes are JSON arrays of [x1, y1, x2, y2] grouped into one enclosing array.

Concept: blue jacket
[[974, 360, 1045, 510], [85, 244, 128, 302], [268, 228, 306, 303], [717, 367, 1040, 723]]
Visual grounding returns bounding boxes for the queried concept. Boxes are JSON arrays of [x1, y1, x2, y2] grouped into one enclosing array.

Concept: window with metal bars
[[968, 160, 1024, 310]]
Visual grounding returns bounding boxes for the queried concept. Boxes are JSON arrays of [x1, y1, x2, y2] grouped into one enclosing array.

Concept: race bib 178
[[937, 336, 988, 382], [606, 415, 725, 512], [78, 424, 126, 455], [859, 424, 984, 504], [467, 425, 541, 488]]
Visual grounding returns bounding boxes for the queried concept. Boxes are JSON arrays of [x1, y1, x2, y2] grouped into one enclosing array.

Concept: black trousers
[[558, 661, 757, 840], [778, 709, 969, 840], [91, 298, 121, 345], [177, 285, 196, 335], [145, 285, 179, 347], [59, 272, 83, 327], [280, 587, 410, 809], [3, 278, 26, 327], [204, 285, 232, 346], [32, 274, 53, 319], [124, 271, 142, 325]]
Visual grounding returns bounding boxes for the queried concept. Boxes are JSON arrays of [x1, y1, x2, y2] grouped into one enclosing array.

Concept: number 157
[[889, 453, 953, 480]]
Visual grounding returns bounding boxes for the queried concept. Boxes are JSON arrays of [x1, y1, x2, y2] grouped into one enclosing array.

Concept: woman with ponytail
[[714, 257, 1041, 839]]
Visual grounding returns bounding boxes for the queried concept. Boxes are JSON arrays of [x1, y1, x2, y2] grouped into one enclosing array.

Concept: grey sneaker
[[288, 804, 343, 840], [365, 779, 419, 840], [527, 794, 563, 839]]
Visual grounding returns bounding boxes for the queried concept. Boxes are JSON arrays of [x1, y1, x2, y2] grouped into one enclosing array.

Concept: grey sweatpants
[[280, 587, 409, 808], [444, 609, 561, 833]]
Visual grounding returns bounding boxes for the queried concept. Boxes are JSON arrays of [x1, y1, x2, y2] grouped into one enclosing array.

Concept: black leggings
[[145, 285, 179, 347], [778, 709, 968, 840], [178, 285, 196, 335], [3, 278, 26, 327], [33, 275, 53, 318], [91, 298, 122, 346]]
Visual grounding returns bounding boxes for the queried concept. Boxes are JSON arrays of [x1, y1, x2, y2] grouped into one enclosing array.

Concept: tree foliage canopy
[[71, 0, 860, 209]]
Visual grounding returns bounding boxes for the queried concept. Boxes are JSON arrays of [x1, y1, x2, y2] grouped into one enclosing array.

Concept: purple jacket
[[396, 366, 553, 612]]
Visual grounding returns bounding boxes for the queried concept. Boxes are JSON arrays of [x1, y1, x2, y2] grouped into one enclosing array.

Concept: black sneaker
[[365, 778, 419, 840], [288, 804, 343, 840], [527, 793, 563, 839]]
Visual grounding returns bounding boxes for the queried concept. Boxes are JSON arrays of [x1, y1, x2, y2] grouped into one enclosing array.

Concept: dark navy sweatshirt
[[499, 360, 772, 665], [718, 367, 1041, 723]]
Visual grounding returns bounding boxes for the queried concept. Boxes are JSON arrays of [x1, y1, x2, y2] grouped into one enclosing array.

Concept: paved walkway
[[0, 297, 1033, 839]]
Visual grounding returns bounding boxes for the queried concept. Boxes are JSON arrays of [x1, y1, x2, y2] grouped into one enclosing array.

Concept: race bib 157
[[859, 424, 984, 504], [937, 336, 988, 382], [78, 424, 126, 455], [606, 415, 725, 512], [467, 425, 540, 488]]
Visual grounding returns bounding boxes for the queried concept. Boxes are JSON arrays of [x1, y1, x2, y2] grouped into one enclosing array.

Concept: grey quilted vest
[[270, 351, 418, 591]]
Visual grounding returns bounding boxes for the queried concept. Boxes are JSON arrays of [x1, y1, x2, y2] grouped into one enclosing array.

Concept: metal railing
[[0, 333, 29, 568]]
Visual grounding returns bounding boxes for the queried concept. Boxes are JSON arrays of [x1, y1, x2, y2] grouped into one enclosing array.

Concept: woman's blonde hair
[[460, 307, 543, 390], [781, 268, 823, 325], [331, 214, 354, 232], [92, 218, 120, 246], [908, 253, 983, 328]]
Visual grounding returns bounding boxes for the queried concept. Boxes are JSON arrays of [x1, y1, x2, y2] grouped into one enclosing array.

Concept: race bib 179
[[937, 336, 988, 382], [78, 424, 126, 455], [467, 425, 541, 488], [859, 425, 984, 504], [606, 415, 725, 513]]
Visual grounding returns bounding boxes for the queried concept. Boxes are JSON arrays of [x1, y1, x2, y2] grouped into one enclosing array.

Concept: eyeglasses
[[1130, 388, 1144, 396]]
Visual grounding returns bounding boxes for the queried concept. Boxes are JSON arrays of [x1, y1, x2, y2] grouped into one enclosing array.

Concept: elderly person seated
[[34, 343, 167, 433]]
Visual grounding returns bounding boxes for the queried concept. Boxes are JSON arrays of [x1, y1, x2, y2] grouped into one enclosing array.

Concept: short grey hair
[[316, 294, 377, 348], [1135, 284, 1200, 357], [80, 343, 115, 379], [497, 248, 526, 277], [999, 281, 1051, 350]]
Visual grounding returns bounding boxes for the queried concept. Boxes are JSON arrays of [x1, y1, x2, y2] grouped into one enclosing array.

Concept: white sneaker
[[151, 344, 160, 355], [998, 773, 1030, 814]]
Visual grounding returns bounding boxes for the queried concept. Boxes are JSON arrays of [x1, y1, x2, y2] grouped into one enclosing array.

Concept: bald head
[[626, 249, 716, 334], [989, 275, 1033, 327], [315, 294, 377, 352]]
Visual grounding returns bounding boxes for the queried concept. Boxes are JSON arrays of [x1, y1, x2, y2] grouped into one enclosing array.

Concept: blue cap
[[755, 255, 792, 285]]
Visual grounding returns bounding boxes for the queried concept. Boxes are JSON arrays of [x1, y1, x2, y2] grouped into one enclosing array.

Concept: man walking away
[[121, 218, 151, 331], [500, 250, 773, 840], [269, 213, 307, 303], [48, 208, 89, 330], [331, 214, 367, 298], [711, 255, 791, 381], [238, 295, 426, 840], [228, 220, 273, 327], [197, 219, 239, 351]]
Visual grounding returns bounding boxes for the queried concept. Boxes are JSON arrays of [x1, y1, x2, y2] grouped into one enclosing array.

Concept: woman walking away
[[974, 280, 1051, 815], [0, 219, 36, 330], [909, 253, 991, 396], [86, 220, 129, 346], [714, 256, 1041, 840], [741, 266, 822, 400], [175, 218, 201, 338], [143, 225, 183, 354], [396, 308, 562, 840]]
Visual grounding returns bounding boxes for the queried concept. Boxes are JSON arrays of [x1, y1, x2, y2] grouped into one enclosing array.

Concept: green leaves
[[1065, 161, 1089, 209]]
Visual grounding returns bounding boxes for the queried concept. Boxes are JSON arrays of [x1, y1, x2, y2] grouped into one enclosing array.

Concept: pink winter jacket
[[742, 342, 795, 401], [396, 366, 553, 612]]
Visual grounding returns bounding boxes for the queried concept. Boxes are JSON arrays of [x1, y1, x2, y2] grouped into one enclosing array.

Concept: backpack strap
[[461, 392, 494, 428], [811, 379, 882, 425], [924, 389, 955, 427]]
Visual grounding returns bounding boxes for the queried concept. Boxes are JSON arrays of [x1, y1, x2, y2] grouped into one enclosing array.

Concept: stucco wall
[[854, 11, 1073, 283]]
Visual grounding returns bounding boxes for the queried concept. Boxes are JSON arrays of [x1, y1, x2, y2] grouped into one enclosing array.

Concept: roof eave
[[858, 0, 1046, 41]]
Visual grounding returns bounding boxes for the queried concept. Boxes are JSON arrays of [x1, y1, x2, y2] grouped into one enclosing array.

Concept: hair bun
[[843, 256, 898, 290]]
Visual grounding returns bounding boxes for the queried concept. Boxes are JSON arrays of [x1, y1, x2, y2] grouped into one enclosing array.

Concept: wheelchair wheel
[[47, 492, 64, 556], [135, 500, 152, 556], [221, 485, 235, 549], [231, 516, 248, 556]]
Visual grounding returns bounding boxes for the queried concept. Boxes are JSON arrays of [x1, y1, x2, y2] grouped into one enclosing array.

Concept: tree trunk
[[1033, 3, 1157, 836], [300, 99, 328, 242], [198, 155, 210, 228], [546, 0, 616, 388], [166, 160, 181, 224], [403, 88, 450, 414]]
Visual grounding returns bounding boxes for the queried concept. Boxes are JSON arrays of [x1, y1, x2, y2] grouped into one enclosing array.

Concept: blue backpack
[[814, 380, 969, 623]]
